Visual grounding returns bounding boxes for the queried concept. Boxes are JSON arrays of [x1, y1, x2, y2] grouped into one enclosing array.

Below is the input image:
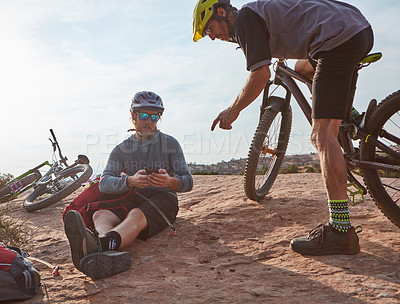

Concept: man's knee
[[125, 208, 148, 229], [310, 119, 341, 150], [295, 59, 314, 80], [310, 129, 322, 150], [93, 209, 120, 226]]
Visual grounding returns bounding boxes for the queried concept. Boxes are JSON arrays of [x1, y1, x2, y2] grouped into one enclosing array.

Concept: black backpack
[[0, 243, 41, 301]]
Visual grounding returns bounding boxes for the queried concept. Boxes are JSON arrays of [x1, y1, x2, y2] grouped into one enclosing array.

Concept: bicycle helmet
[[130, 91, 164, 114], [193, 0, 231, 42]]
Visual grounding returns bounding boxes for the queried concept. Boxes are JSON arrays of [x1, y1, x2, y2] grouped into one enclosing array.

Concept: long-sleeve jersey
[[99, 130, 193, 196]]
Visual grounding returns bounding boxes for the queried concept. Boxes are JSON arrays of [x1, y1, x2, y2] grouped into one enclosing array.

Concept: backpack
[[0, 243, 41, 301], [62, 182, 136, 229]]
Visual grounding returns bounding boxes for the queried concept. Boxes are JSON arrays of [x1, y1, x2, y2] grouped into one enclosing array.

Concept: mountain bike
[[244, 52, 400, 228], [0, 129, 93, 212]]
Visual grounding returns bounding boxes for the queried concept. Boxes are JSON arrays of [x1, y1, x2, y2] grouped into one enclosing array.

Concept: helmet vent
[[131, 91, 164, 113]]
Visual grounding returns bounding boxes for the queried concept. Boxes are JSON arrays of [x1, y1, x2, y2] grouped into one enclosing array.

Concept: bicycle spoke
[[372, 106, 400, 206], [255, 113, 281, 189], [244, 96, 292, 201], [381, 179, 400, 203]]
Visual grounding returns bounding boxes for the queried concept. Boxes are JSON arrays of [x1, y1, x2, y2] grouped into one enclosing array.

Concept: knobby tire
[[244, 97, 292, 201], [360, 90, 400, 228], [23, 164, 93, 212]]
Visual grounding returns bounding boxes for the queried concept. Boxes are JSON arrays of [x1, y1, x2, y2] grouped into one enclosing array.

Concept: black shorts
[[308, 26, 374, 119], [105, 188, 178, 240]]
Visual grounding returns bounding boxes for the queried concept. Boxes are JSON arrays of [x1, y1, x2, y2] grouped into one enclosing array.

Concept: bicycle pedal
[[347, 183, 365, 205]]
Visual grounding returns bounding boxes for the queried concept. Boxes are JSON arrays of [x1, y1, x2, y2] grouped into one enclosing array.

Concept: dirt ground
[[3, 173, 400, 303]]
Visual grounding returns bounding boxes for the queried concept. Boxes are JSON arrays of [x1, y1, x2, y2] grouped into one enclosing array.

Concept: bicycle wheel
[[244, 96, 292, 201], [360, 90, 400, 228], [23, 164, 93, 212], [0, 171, 41, 201]]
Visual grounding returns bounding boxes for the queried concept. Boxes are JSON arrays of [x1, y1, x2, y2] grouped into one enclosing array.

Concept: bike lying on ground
[[244, 53, 400, 228], [0, 129, 93, 212]]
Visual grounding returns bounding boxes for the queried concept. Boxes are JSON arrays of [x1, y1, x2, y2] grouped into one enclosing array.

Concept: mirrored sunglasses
[[137, 112, 160, 122]]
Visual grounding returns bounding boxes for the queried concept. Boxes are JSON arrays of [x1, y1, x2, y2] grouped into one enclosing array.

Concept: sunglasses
[[136, 112, 161, 122]]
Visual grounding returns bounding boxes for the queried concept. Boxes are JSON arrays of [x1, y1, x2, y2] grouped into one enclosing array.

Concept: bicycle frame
[[4, 129, 73, 199], [261, 59, 400, 196], [5, 162, 52, 198]]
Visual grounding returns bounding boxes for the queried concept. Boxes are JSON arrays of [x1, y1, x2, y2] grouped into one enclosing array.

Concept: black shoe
[[80, 251, 132, 279], [64, 210, 100, 271], [290, 223, 361, 255]]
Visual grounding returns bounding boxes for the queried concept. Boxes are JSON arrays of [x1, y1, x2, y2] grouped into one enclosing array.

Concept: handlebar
[[50, 129, 57, 142], [49, 129, 68, 166]]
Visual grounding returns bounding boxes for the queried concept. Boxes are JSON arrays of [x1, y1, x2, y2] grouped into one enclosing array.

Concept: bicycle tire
[[360, 90, 400, 228], [244, 96, 292, 201], [0, 172, 41, 200], [23, 164, 93, 212]]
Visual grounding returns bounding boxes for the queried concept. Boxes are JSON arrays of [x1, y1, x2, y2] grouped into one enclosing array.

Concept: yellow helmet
[[192, 0, 231, 42]]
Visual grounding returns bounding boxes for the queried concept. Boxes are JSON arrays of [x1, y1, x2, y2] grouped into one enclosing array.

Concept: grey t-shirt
[[235, 0, 371, 71], [99, 130, 193, 195]]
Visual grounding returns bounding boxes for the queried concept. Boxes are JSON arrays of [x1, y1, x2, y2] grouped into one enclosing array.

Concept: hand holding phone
[[145, 167, 160, 175]]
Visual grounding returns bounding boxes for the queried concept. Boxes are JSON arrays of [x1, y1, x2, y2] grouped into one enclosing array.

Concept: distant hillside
[[188, 153, 320, 175]]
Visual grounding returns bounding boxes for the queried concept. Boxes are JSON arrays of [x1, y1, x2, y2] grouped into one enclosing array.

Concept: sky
[[0, 0, 399, 176]]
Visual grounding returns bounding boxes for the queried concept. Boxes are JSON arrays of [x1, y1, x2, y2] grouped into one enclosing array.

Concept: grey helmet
[[130, 91, 164, 114]]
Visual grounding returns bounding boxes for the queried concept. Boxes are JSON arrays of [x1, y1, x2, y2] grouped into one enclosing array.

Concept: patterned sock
[[328, 199, 351, 233], [100, 231, 122, 251]]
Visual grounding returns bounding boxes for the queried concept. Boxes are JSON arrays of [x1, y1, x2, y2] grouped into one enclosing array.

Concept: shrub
[[0, 206, 27, 246], [192, 171, 219, 175], [311, 162, 321, 173], [305, 166, 315, 173], [0, 172, 27, 246], [279, 164, 300, 174], [0, 172, 13, 189]]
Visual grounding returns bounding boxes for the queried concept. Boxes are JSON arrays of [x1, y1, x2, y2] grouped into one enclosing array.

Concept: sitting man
[[64, 91, 193, 279]]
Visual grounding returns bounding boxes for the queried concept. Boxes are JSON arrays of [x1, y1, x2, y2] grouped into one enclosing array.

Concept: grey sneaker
[[290, 223, 361, 255], [64, 210, 100, 271], [80, 251, 132, 279]]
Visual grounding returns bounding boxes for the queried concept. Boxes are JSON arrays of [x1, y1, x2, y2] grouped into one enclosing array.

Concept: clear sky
[[0, 0, 399, 176]]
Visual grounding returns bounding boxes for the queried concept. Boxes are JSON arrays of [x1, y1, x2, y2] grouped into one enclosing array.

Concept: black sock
[[100, 231, 122, 251]]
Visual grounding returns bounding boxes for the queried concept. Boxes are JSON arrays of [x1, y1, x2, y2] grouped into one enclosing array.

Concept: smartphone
[[145, 167, 160, 174]]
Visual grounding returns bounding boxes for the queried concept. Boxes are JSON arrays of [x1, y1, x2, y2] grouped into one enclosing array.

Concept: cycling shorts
[[103, 188, 178, 240], [309, 26, 374, 119]]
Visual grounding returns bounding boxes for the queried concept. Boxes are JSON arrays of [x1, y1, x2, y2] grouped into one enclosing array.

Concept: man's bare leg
[[294, 59, 315, 81], [93, 209, 121, 236], [310, 118, 347, 200], [93, 208, 148, 249], [290, 118, 358, 255]]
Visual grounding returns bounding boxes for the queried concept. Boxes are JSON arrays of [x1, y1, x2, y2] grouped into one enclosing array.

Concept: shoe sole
[[290, 243, 360, 255], [64, 211, 97, 271], [80, 251, 132, 279]]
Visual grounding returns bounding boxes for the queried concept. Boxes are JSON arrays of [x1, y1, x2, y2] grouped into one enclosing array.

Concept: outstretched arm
[[211, 65, 270, 131]]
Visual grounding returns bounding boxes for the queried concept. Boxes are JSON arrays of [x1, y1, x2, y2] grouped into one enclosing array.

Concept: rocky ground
[[4, 174, 400, 303]]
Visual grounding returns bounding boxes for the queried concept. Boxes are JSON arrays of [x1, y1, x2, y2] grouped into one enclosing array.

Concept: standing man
[[64, 91, 193, 278], [193, 0, 373, 255]]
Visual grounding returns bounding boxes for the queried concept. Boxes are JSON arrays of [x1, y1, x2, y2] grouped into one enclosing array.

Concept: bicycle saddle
[[359, 52, 382, 65]]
